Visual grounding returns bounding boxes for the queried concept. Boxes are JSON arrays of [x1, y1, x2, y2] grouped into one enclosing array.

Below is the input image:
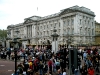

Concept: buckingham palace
[[6, 5, 95, 49]]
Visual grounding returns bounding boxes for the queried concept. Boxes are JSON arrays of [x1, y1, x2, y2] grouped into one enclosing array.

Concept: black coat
[[80, 68, 87, 75]]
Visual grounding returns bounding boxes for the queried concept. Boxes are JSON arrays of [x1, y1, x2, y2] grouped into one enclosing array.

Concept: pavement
[[0, 59, 15, 75], [0, 58, 100, 75]]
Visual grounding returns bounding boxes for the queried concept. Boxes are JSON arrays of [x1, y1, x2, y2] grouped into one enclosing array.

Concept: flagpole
[[37, 7, 38, 16]]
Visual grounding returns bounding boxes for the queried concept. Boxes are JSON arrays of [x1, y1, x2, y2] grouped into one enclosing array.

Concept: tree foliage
[[0, 29, 7, 40]]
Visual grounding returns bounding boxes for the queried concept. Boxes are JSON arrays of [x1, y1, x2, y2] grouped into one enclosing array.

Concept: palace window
[[59, 29, 60, 35], [47, 31, 49, 36], [47, 25, 48, 28], [41, 26, 42, 29], [51, 24, 52, 27], [55, 23, 57, 27], [41, 32, 42, 35], [71, 19, 74, 25], [38, 26, 39, 30], [80, 19, 82, 25], [44, 31, 45, 36], [80, 28, 82, 34], [44, 25, 45, 29], [92, 22, 93, 27], [85, 20, 86, 24], [88, 21, 90, 25], [72, 29, 74, 34], [63, 21, 65, 26], [92, 29, 94, 35], [37, 32, 39, 35], [59, 22, 60, 27], [67, 20, 70, 26]]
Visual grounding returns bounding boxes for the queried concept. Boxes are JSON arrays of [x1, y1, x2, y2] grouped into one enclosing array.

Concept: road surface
[[0, 59, 15, 75]]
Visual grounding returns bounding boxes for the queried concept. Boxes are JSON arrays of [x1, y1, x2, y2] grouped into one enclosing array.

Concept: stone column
[[27, 26, 28, 37], [52, 41, 55, 53], [34, 25, 36, 36], [24, 26, 27, 37], [22, 41, 27, 49], [52, 38, 59, 53], [32, 25, 34, 37], [11, 30, 14, 38], [56, 40, 58, 53], [6, 40, 10, 48], [59, 18, 63, 36]]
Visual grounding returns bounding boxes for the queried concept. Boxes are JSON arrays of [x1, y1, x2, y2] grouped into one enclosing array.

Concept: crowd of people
[[78, 47, 100, 75], [0, 46, 100, 75]]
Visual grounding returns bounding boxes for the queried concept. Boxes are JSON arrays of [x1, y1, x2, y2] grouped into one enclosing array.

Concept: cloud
[[0, 0, 100, 29]]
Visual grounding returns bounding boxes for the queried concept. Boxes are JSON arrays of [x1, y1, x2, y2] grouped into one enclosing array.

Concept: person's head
[[45, 73, 48, 75], [96, 58, 98, 60], [75, 69, 78, 72], [90, 66, 93, 70], [40, 61, 42, 64], [35, 72, 39, 75], [58, 69, 61, 74], [63, 68, 66, 72], [82, 65, 85, 69], [49, 71, 52, 74]]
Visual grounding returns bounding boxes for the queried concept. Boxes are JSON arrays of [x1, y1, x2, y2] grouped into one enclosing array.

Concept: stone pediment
[[60, 5, 95, 17], [60, 8, 75, 15], [24, 18, 33, 24]]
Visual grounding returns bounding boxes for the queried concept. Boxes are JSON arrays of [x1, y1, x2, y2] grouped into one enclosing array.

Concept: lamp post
[[12, 38, 18, 75], [51, 27, 59, 53], [66, 34, 73, 75], [12, 29, 20, 75], [67, 38, 72, 75]]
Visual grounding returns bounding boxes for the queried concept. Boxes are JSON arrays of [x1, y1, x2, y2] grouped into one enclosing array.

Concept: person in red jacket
[[48, 59, 52, 74], [88, 66, 94, 75]]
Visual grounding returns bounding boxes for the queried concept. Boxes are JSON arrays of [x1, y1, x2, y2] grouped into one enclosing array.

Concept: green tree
[[0, 29, 7, 41]]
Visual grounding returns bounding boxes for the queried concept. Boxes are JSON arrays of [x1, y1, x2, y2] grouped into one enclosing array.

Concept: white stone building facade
[[6, 5, 95, 49]]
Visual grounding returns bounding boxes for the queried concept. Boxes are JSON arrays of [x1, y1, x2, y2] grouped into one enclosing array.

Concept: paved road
[[0, 59, 15, 75], [0, 59, 100, 75]]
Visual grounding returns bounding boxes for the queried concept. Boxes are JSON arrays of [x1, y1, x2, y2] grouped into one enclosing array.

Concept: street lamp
[[12, 29, 20, 75], [51, 27, 59, 53], [67, 38, 72, 75], [12, 38, 18, 75], [65, 34, 73, 75]]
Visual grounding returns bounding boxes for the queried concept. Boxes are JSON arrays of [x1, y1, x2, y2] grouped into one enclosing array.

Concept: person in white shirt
[[63, 68, 67, 75]]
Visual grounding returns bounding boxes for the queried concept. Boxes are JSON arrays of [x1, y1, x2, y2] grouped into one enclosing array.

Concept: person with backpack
[[55, 60, 60, 71]]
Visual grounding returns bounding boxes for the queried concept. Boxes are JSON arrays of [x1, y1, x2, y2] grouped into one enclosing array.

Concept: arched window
[[67, 20, 70, 26]]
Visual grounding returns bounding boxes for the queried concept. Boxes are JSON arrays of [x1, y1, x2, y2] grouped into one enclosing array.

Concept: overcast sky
[[0, 0, 100, 30]]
